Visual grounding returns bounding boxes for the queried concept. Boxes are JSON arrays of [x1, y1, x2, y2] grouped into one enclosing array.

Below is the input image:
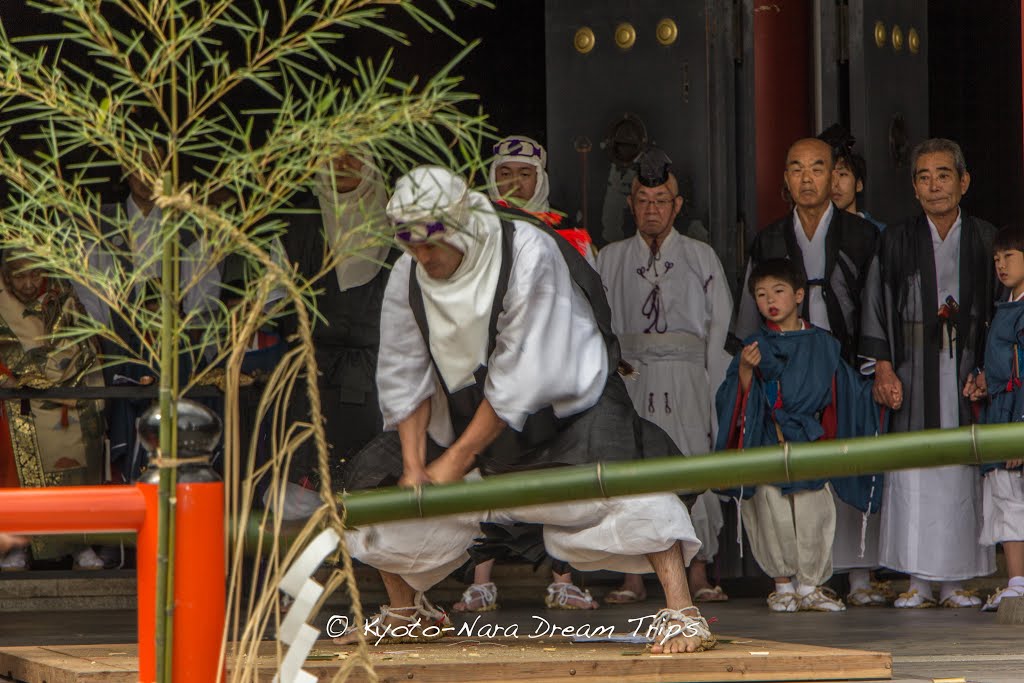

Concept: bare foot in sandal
[[545, 581, 598, 609], [692, 585, 729, 602], [453, 582, 499, 612], [605, 573, 647, 604], [648, 606, 716, 654], [333, 593, 450, 645]]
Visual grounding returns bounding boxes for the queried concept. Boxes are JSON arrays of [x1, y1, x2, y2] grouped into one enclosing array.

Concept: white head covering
[[387, 166, 502, 392], [314, 158, 391, 292], [486, 135, 550, 213]]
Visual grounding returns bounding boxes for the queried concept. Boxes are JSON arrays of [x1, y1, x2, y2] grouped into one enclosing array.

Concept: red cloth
[[554, 228, 594, 260], [495, 200, 594, 260], [0, 404, 19, 488]]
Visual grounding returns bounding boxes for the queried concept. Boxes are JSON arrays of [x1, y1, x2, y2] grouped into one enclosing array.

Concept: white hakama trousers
[[879, 352, 994, 581], [879, 465, 994, 581], [621, 333, 725, 562], [346, 493, 701, 592], [689, 491, 725, 562], [831, 492, 881, 572], [980, 469, 1024, 546], [741, 484, 836, 587]]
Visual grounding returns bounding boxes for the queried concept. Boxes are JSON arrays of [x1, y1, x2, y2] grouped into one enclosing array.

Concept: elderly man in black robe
[[860, 138, 996, 608], [734, 137, 879, 363]]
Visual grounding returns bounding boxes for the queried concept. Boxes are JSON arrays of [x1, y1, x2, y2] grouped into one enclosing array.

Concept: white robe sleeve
[[485, 225, 607, 431], [182, 237, 222, 316], [376, 255, 437, 429]]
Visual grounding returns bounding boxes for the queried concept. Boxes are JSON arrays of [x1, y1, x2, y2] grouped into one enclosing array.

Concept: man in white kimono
[[597, 148, 731, 604], [338, 166, 715, 653], [861, 138, 996, 608]]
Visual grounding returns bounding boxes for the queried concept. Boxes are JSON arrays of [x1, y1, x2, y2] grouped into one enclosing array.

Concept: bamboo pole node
[[970, 424, 981, 464], [783, 442, 792, 482], [595, 462, 608, 498]]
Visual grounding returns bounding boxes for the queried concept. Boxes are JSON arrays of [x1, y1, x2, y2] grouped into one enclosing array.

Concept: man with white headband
[[487, 134, 597, 266], [598, 148, 733, 606], [339, 165, 716, 654]]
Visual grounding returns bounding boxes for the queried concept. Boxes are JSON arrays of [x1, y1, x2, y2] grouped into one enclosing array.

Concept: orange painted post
[[173, 480, 226, 681], [137, 482, 161, 683]]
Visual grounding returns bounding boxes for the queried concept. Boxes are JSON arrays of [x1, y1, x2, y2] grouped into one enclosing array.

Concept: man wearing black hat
[[734, 137, 879, 364], [598, 148, 733, 605]]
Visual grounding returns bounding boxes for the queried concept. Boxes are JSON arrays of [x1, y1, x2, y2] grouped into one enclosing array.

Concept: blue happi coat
[[715, 323, 886, 511], [979, 298, 1024, 474]]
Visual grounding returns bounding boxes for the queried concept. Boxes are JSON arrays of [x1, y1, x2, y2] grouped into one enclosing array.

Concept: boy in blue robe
[[965, 224, 1024, 612], [716, 258, 884, 612]]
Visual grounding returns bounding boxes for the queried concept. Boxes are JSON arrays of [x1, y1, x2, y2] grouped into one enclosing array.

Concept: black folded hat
[[635, 147, 673, 187]]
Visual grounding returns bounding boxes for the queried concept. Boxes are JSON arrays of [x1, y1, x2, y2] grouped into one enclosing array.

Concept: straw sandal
[[940, 589, 982, 608], [453, 582, 499, 613], [693, 585, 729, 602], [872, 580, 898, 601], [982, 585, 1024, 612], [335, 593, 451, 645], [847, 585, 888, 606], [766, 590, 799, 612], [798, 586, 846, 612], [604, 588, 646, 604], [647, 606, 717, 653], [894, 588, 937, 609], [545, 582, 598, 609]]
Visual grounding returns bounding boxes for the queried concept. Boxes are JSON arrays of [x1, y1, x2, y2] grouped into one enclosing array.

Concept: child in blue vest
[[966, 224, 1024, 611], [716, 258, 884, 612]]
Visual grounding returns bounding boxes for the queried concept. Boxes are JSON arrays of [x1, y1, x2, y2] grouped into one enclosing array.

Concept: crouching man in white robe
[[338, 166, 715, 654]]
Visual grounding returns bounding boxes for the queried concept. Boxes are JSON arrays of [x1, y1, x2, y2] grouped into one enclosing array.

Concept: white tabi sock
[[849, 569, 871, 592], [909, 575, 933, 598], [796, 583, 817, 597], [938, 580, 964, 602], [774, 581, 796, 594], [1007, 575, 1024, 588]]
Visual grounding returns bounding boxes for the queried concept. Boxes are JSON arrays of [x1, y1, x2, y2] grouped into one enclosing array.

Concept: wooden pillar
[[753, 0, 814, 227]]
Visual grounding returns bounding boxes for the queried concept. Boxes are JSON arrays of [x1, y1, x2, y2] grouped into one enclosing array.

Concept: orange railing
[[0, 481, 225, 682]]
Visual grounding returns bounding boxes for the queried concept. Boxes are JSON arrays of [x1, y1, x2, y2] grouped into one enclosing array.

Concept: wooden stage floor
[[0, 635, 891, 682]]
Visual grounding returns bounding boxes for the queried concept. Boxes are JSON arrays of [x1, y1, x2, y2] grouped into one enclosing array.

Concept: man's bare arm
[[397, 398, 431, 487], [426, 399, 507, 483]]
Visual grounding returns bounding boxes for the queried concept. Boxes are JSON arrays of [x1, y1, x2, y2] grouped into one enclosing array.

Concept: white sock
[[938, 580, 963, 601], [796, 583, 816, 597], [910, 575, 932, 597], [1007, 575, 1024, 588], [774, 581, 795, 594], [849, 569, 871, 592]]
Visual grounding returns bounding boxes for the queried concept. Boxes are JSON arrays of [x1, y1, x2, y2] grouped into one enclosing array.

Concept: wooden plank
[[0, 636, 892, 683], [0, 644, 137, 683]]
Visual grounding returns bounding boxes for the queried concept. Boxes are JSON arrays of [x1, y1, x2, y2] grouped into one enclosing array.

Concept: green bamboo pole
[[225, 423, 1024, 553], [55, 422, 1022, 554], [332, 422, 1022, 527], [156, 7, 183, 677], [155, 185, 176, 683]]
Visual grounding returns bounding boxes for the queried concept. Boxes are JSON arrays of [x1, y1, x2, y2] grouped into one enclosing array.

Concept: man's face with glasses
[[628, 176, 683, 242]]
